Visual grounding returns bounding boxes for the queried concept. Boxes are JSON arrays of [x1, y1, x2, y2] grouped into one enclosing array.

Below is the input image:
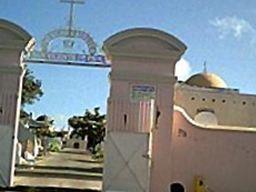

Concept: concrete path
[[14, 148, 103, 191]]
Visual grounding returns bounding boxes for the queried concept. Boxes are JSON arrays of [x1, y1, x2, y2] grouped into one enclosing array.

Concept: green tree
[[68, 107, 106, 153], [20, 67, 44, 133], [31, 115, 55, 137], [21, 68, 43, 106]]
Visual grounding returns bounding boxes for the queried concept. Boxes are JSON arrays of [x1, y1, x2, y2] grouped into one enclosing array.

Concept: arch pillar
[[103, 28, 186, 192], [0, 19, 34, 187]]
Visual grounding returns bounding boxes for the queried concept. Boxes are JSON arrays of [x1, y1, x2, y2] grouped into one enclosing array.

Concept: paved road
[[14, 148, 103, 191]]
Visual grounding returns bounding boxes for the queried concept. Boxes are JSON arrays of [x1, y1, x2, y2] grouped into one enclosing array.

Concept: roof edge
[[103, 27, 187, 54]]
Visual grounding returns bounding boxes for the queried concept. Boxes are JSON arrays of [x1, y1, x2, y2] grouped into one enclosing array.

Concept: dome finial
[[203, 61, 207, 74]]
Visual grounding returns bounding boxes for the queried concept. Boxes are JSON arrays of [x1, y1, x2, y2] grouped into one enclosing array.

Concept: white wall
[[103, 132, 151, 192]]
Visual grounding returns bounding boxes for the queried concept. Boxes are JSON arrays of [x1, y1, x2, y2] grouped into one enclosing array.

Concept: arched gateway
[[0, 19, 187, 192]]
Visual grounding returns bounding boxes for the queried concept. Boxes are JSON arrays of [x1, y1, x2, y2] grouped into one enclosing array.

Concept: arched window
[[170, 182, 185, 192], [195, 109, 218, 125]]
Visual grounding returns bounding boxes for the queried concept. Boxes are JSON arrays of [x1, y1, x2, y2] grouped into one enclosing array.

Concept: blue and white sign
[[130, 84, 156, 102]]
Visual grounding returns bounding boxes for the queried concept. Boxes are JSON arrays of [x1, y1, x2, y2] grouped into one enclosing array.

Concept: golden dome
[[185, 73, 227, 89]]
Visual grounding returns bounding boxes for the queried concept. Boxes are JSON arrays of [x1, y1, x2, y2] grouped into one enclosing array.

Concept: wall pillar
[[0, 19, 34, 187], [103, 28, 186, 192]]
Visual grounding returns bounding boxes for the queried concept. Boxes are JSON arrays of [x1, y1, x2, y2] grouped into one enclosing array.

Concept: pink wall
[[107, 99, 153, 133], [150, 83, 176, 192], [0, 73, 21, 126], [0, 19, 33, 187], [103, 28, 187, 192], [170, 110, 256, 192]]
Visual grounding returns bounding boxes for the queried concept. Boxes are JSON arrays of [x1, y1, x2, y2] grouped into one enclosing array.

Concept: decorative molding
[[104, 28, 187, 52], [110, 51, 183, 60], [110, 71, 175, 83]]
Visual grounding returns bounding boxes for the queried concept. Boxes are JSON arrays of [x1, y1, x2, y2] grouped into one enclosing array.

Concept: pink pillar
[[0, 19, 34, 187], [103, 28, 186, 192]]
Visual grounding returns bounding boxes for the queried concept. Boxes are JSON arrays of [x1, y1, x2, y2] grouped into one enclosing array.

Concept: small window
[[202, 98, 206, 101], [242, 101, 246, 105], [191, 97, 195, 101], [222, 99, 226, 103], [212, 99, 216, 102]]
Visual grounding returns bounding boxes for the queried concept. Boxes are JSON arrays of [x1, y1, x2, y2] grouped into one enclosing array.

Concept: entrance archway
[[0, 18, 109, 188], [0, 18, 187, 192]]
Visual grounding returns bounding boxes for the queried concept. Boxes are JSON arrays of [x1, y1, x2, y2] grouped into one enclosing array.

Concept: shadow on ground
[[17, 165, 103, 174], [72, 159, 102, 164], [0, 186, 100, 192]]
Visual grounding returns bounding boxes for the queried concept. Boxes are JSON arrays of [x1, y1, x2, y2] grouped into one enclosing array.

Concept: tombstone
[[0, 19, 34, 187], [15, 142, 22, 165], [103, 28, 186, 192]]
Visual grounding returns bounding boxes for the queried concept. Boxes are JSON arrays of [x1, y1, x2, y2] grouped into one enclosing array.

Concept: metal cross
[[60, 0, 85, 36]]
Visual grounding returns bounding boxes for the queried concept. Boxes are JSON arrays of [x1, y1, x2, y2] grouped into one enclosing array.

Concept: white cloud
[[210, 16, 255, 39], [175, 58, 191, 81]]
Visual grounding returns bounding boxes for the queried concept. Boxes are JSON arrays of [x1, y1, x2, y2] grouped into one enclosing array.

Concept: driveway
[[14, 148, 103, 191]]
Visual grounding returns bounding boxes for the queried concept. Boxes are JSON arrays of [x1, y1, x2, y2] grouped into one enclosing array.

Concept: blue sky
[[1, 0, 256, 128]]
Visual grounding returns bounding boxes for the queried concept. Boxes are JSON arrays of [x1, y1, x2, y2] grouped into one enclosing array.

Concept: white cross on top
[[60, 0, 85, 35]]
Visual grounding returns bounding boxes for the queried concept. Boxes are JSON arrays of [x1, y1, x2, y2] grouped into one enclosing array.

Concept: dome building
[[185, 72, 227, 89], [174, 69, 256, 127], [102, 28, 256, 192]]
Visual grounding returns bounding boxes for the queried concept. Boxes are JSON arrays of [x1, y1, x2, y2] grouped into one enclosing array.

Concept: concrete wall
[[175, 83, 256, 127], [170, 107, 256, 192]]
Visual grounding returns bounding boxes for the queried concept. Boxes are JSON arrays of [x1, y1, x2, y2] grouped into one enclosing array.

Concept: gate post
[[0, 19, 34, 187], [103, 28, 186, 192]]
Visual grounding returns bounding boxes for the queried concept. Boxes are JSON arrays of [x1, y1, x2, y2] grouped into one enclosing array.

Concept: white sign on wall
[[130, 84, 156, 102]]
